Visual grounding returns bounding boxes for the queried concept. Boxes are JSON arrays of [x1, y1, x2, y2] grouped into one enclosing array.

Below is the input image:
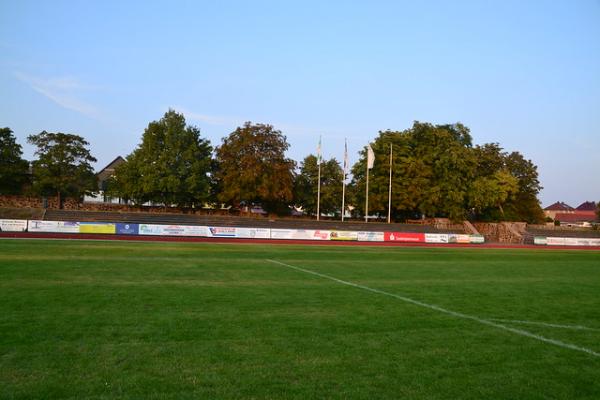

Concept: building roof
[[544, 201, 574, 211], [555, 212, 598, 223], [576, 201, 597, 211], [97, 156, 125, 181]]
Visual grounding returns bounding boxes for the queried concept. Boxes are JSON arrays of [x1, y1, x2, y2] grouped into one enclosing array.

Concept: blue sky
[[1, 0, 599, 207]]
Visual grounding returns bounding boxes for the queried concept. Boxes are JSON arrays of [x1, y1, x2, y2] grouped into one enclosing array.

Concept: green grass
[[1, 239, 599, 399]]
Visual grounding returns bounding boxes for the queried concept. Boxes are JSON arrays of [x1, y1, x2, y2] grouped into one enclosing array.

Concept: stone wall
[[473, 222, 525, 244]]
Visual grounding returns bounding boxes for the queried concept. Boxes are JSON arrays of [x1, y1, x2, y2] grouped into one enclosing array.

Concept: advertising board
[[233, 227, 271, 239], [384, 232, 425, 242], [0, 219, 28, 232], [139, 224, 208, 236], [116, 223, 140, 235], [469, 235, 485, 244], [28, 220, 80, 233], [448, 234, 471, 244], [424, 233, 449, 244], [533, 236, 548, 245], [207, 227, 237, 237], [357, 231, 385, 242], [79, 222, 116, 234], [270, 229, 331, 240], [330, 231, 359, 241]]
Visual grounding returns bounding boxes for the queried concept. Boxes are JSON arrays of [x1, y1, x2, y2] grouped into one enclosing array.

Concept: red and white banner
[[384, 232, 425, 242]]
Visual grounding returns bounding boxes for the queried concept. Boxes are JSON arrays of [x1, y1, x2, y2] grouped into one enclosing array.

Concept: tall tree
[[112, 110, 213, 208], [502, 151, 544, 223], [294, 155, 343, 216], [27, 131, 97, 208], [214, 122, 295, 214], [0, 127, 30, 194], [351, 122, 475, 221]]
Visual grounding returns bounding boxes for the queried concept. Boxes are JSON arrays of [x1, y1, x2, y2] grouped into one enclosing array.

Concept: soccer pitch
[[1, 240, 599, 399]]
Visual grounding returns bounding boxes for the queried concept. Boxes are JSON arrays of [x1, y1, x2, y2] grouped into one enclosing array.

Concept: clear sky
[[1, 0, 599, 207]]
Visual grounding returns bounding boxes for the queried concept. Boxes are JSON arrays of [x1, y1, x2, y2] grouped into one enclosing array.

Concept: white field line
[[488, 319, 600, 332], [266, 259, 600, 358]]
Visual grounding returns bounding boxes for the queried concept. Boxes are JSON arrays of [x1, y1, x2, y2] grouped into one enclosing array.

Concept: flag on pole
[[317, 136, 322, 164], [343, 139, 349, 177], [367, 144, 375, 169]]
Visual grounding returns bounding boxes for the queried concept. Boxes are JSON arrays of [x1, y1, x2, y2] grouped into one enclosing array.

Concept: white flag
[[367, 144, 375, 169], [343, 139, 349, 175], [317, 136, 322, 164]]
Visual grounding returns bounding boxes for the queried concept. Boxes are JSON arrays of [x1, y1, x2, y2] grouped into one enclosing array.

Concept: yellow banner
[[79, 223, 116, 234]]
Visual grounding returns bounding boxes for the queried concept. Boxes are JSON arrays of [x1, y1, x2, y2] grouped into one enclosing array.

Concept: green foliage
[[215, 122, 295, 214], [0, 127, 30, 194], [351, 122, 475, 221], [111, 110, 213, 208], [471, 145, 544, 223], [294, 155, 343, 216], [27, 131, 97, 207]]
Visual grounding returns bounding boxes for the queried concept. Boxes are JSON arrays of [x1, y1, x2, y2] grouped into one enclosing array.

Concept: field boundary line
[[266, 259, 600, 358], [488, 319, 600, 331]]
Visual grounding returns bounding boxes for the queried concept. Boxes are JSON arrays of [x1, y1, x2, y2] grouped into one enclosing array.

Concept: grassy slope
[[0, 240, 599, 399]]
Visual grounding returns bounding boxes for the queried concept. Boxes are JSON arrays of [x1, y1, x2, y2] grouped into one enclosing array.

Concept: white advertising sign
[[270, 229, 331, 240], [425, 233, 449, 244], [27, 220, 79, 233], [0, 219, 28, 232], [357, 231, 385, 242]]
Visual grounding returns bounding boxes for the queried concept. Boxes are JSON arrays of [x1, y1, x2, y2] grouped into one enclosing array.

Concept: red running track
[[2, 232, 600, 250]]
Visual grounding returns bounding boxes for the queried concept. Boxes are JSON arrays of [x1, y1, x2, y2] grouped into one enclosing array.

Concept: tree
[[294, 155, 343, 216], [0, 127, 30, 194], [502, 151, 544, 223], [27, 131, 97, 208], [351, 122, 475, 221], [111, 110, 213, 208], [214, 122, 295, 214]]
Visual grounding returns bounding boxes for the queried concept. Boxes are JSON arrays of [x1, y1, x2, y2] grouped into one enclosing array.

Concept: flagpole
[[317, 161, 321, 221], [316, 136, 321, 221], [387, 143, 392, 224], [341, 138, 347, 222], [365, 159, 369, 223]]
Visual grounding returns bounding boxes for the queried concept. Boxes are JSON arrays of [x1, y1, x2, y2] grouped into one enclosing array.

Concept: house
[[546, 201, 598, 227], [543, 201, 574, 220], [83, 156, 126, 204]]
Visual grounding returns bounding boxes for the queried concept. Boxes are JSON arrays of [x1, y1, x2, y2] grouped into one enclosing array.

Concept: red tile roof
[[544, 201, 574, 211], [576, 201, 597, 211], [555, 212, 598, 223]]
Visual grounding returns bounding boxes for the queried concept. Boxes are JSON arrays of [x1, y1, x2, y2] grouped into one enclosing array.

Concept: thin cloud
[[170, 106, 242, 126], [14, 72, 101, 119]]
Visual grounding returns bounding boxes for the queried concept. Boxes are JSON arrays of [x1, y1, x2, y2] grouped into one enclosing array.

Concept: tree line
[[1, 110, 547, 222]]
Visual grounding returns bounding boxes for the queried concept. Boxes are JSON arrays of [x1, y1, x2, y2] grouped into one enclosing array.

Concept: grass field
[[1, 239, 599, 399]]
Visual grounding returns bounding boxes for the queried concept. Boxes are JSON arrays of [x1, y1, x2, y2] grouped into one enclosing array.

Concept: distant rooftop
[[544, 201, 574, 211], [575, 201, 597, 212]]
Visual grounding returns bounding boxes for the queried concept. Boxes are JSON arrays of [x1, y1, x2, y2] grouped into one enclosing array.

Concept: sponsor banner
[[546, 237, 566, 246], [0, 219, 28, 232], [536, 236, 600, 247], [357, 231, 385, 242], [116, 223, 139, 235], [425, 233, 449, 244], [28, 220, 80, 233], [448, 234, 471, 244], [270, 229, 331, 240], [208, 226, 237, 237], [330, 231, 359, 241], [79, 222, 116, 234], [469, 234, 485, 244], [139, 224, 208, 236], [384, 232, 425, 242], [234, 227, 271, 239]]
